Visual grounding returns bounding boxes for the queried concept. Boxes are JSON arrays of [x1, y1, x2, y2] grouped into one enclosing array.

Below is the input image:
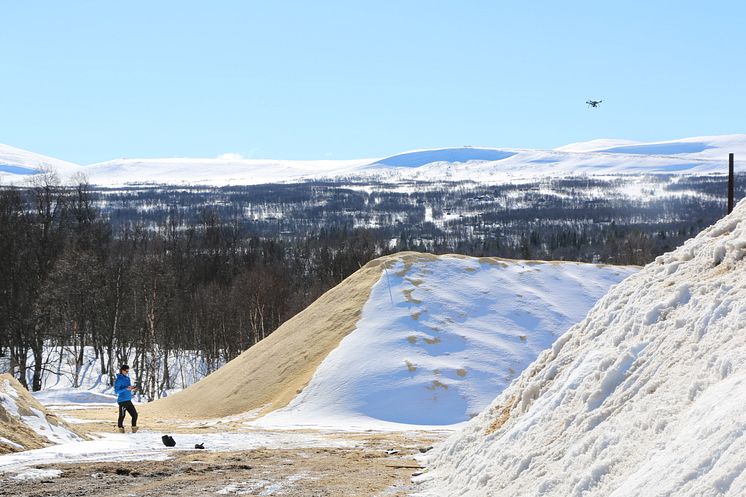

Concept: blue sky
[[1, 1, 744, 164]]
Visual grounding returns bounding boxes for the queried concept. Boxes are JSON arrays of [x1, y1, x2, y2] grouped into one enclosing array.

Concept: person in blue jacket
[[114, 365, 138, 433]]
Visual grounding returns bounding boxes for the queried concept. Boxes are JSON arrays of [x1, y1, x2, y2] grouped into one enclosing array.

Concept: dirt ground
[[0, 404, 442, 497], [0, 445, 428, 497]]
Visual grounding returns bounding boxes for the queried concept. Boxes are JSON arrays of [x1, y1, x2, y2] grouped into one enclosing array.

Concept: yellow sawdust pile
[[147, 252, 438, 420]]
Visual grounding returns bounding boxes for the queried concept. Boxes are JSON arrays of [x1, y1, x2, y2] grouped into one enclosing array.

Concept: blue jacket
[[114, 373, 133, 403]]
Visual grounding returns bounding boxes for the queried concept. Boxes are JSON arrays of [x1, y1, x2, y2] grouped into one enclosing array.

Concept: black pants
[[117, 400, 138, 428]]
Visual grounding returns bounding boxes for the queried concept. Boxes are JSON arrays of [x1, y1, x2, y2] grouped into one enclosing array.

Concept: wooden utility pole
[[728, 153, 735, 214]]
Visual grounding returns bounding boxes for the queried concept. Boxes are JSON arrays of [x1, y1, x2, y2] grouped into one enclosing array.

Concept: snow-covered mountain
[[79, 156, 373, 186], [0, 144, 80, 183], [1, 134, 744, 186], [150, 252, 636, 429], [415, 200, 746, 496]]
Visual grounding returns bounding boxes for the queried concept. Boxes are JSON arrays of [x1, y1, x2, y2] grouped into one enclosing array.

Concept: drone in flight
[[586, 99, 603, 108]]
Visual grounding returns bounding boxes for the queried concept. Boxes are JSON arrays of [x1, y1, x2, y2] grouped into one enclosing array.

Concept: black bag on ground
[[161, 435, 176, 447]]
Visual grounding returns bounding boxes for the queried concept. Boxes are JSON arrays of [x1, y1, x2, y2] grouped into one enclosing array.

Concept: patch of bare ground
[[0, 429, 443, 497]]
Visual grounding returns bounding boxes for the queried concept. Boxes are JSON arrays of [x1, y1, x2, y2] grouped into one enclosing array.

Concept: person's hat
[[120, 364, 130, 371]]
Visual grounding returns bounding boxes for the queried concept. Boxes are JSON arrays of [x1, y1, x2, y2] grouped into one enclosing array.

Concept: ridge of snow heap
[[0, 374, 82, 454], [415, 200, 746, 496], [253, 254, 636, 430]]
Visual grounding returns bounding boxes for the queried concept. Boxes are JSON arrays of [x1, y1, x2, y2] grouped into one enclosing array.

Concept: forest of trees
[[1, 172, 742, 397], [0, 175, 386, 399]]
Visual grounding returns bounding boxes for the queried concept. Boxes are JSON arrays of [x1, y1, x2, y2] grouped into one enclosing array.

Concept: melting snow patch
[[216, 474, 307, 495], [9, 468, 62, 480], [0, 437, 23, 450]]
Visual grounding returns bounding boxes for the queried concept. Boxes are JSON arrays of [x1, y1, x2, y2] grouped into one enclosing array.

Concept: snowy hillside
[[0, 143, 80, 183], [415, 201, 746, 496], [0, 375, 82, 453], [78, 156, 372, 186], [152, 252, 635, 429], [2, 134, 744, 186], [370, 147, 517, 168], [74, 133, 746, 185], [557, 134, 746, 160]]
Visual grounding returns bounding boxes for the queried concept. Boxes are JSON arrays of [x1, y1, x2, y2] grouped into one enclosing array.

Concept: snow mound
[[151, 252, 634, 427], [416, 199, 746, 496], [371, 148, 517, 168], [255, 255, 635, 430], [0, 374, 82, 454]]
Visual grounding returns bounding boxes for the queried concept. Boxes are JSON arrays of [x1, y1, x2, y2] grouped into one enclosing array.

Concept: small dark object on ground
[[115, 468, 140, 477], [385, 449, 399, 455], [162, 435, 176, 447], [419, 446, 434, 453], [195, 443, 205, 449]]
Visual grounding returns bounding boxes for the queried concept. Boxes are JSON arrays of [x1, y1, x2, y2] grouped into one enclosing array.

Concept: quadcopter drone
[[586, 99, 603, 108]]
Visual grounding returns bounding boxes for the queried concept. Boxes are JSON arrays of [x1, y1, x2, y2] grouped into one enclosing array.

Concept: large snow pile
[[257, 255, 635, 429], [416, 200, 746, 496], [152, 252, 635, 428], [0, 374, 82, 454]]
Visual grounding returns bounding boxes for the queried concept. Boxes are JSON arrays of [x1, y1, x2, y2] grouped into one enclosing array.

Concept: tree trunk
[[31, 342, 43, 392]]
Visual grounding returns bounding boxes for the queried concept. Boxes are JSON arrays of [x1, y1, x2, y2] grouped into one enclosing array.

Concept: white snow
[[8, 468, 63, 480], [1, 345, 220, 404], [255, 256, 636, 430], [76, 156, 373, 186], [415, 199, 746, 497], [0, 143, 80, 183], [217, 473, 308, 495], [0, 430, 355, 472], [371, 147, 517, 168], [0, 437, 23, 450], [2, 134, 744, 186], [0, 379, 81, 446], [555, 138, 642, 153]]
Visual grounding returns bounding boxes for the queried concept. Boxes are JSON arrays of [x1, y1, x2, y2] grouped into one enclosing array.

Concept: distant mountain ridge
[[0, 144, 80, 178], [1, 134, 745, 186]]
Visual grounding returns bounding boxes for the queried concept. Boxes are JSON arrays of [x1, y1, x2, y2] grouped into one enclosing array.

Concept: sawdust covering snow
[[416, 199, 746, 496], [0, 374, 82, 454], [256, 255, 635, 429], [148, 253, 634, 426], [146, 253, 411, 420]]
